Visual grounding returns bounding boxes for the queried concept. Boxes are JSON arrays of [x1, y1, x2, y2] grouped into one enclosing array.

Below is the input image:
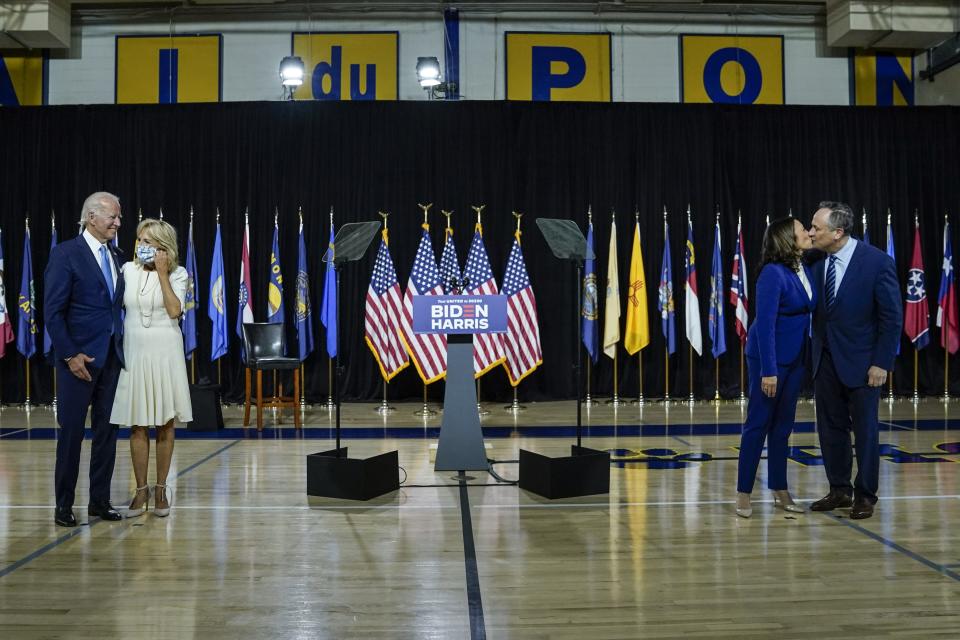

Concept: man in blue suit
[[808, 201, 902, 519], [44, 192, 125, 527]]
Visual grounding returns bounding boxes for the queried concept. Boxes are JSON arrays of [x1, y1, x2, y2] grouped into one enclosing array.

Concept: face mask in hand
[[136, 244, 157, 265]]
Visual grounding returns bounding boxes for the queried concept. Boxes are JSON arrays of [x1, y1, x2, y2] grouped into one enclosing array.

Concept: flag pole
[[505, 211, 526, 413], [914, 348, 919, 403], [584, 359, 598, 405], [50, 210, 58, 413], [23, 216, 31, 412], [472, 204, 491, 417], [636, 351, 644, 405], [714, 207, 721, 403], [663, 207, 671, 404], [944, 212, 951, 402], [326, 358, 335, 410], [298, 206, 308, 412], [887, 209, 896, 403], [374, 210, 396, 415], [415, 383, 436, 417], [688, 206, 694, 405], [606, 352, 621, 406]]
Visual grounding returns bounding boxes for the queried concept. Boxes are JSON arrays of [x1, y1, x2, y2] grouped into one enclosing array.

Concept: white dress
[[110, 263, 193, 426]]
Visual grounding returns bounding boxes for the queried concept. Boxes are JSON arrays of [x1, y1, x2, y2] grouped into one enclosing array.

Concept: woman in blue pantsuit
[[736, 218, 816, 517]]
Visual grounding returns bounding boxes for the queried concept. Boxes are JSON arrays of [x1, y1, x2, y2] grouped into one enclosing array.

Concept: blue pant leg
[[849, 384, 882, 502], [766, 361, 805, 490], [53, 362, 95, 509], [737, 357, 776, 493]]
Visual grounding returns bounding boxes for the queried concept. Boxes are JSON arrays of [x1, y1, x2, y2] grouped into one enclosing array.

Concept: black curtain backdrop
[[1, 100, 958, 405]]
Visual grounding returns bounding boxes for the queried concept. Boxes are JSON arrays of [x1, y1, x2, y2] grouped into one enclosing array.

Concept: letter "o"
[[702, 48, 762, 104]]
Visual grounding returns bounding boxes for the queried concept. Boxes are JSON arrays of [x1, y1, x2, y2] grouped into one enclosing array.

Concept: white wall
[[43, 10, 956, 106]]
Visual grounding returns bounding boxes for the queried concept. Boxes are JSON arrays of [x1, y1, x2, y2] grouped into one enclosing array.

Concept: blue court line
[[0, 439, 241, 580], [823, 512, 960, 582], [671, 435, 694, 446]]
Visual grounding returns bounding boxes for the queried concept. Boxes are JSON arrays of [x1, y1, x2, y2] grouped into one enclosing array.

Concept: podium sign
[[412, 295, 507, 334], [411, 295, 506, 472]]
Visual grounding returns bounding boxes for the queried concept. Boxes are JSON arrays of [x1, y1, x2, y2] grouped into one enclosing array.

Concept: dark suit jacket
[[746, 262, 816, 377], [811, 240, 902, 387], [43, 235, 125, 368]]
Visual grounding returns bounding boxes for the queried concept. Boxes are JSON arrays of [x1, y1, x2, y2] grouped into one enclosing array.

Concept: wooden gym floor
[[0, 398, 958, 639]]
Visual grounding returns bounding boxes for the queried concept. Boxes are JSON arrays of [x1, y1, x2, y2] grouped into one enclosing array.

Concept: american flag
[[400, 225, 447, 383], [439, 226, 461, 293], [502, 232, 541, 385], [464, 224, 505, 376], [905, 224, 930, 350], [365, 230, 410, 380], [729, 221, 749, 344]]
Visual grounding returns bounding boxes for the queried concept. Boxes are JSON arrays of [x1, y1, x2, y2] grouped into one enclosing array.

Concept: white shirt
[[825, 237, 857, 300], [82, 228, 118, 289], [796, 266, 812, 300]]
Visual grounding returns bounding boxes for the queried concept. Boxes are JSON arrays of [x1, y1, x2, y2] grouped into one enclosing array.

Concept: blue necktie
[[824, 254, 837, 310], [100, 245, 115, 299]]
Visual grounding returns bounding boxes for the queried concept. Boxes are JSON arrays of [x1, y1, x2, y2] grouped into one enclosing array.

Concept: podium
[[517, 218, 610, 499], [306, 221, 400, 501], [411, 294, 507, 472]]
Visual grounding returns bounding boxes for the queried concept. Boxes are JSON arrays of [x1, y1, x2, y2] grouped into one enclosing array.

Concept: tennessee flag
[[624, 216, 649, 354], [904, 223, 930, 349]]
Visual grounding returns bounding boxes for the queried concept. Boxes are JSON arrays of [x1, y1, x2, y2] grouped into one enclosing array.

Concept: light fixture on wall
[[279, 56, 305, 100], [416, 56, 457, 100]]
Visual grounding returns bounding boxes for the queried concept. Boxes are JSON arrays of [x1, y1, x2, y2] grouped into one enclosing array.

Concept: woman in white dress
[[110, 218, 192, 518]]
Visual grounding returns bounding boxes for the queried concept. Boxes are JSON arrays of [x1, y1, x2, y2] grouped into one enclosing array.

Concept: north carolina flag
[[904, 224, 930, 349], [685, 217, 702, 355], [937, 220, 958, 354]]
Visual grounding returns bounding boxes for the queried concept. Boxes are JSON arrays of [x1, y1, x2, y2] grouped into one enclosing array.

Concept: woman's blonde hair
[[136, 218, 179, 268]]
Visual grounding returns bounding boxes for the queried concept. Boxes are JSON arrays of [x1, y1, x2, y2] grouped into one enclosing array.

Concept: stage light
[[416, 57, 442, 88], [279, 56, 305, 87]]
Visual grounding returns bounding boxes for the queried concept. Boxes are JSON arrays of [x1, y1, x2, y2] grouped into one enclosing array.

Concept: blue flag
[[43, 223, 57, 358], [183, 218, 198, 359], [581, 220, 599, 363], [296, 218, 314, 362], [208, 223, 228, 361], [17, 226, 36, 359], [709, 221, 727, 359], [886, 219, 901, 356], [658, 220, 676, 355], [267, 223, 285, 328], [320, 219, 337, 358]]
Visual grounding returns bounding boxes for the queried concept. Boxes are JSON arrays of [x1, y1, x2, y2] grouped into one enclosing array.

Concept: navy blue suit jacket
[[43, 236, 125, 368], [810, 241, 902, 387], [746, 262, 816, 377]]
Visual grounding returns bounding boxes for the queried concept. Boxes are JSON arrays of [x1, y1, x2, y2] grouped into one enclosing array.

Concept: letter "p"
[[531, 46, 586, 101]]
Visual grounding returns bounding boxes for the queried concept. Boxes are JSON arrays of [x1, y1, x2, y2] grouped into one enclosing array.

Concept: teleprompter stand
[[306, 221, 400, 500], [518, 219, 609, 499]]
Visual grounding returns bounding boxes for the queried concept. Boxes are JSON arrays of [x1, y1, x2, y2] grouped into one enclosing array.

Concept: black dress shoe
[[55, 508, 77, 527], [809, 489, 854, 511], [850, 496, 875, 520], [88, 501, 122, 521]]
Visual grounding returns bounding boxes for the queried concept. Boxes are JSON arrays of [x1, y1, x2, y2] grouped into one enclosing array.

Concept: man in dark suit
[[807, 201, 902, 519], [44, 192, 126, 527]]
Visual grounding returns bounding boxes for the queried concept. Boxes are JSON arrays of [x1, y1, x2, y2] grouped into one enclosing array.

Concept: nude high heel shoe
[[153, 484, 173, 518], [736, 492, 753, 518], [124, 485, 150, 518], [773, 490, 805, 513]]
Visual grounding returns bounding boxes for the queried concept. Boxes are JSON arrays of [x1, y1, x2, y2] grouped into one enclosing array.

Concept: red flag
[[0, 228, 14, 358], [904, 225, 930, 349], [729, 224, 749, 345], [936, 221, 959, 354]]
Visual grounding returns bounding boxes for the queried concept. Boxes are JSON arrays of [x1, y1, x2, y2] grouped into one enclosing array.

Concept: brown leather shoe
[[849, 496, 875, 520], [809, 489, 854, 511]]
